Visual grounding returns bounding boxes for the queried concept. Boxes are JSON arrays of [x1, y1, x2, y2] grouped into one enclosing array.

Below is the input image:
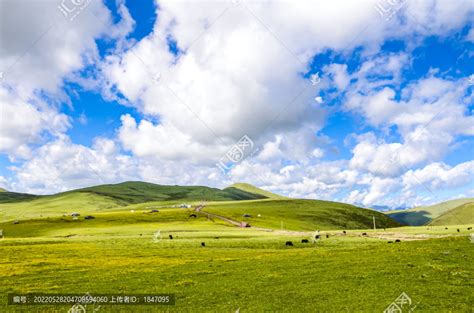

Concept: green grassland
[[204, 199, 399, 230], [430, 202, 474, 226], [224, 183, 287, 199], [0, 183, 473, 312], [0, 221, 473, 312], [388, 198, 474, 226]]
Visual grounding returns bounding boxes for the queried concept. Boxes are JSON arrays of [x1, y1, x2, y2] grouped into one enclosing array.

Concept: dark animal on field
[[301, 239, 309, 243], [343, 230, 346, 234], [315, 235, 320, 240], [215, 237, 219, 239], [285, 241, 293, 246], [362, 233, 367, 236], [445, 227, 448, 230], [201, 242, 206, 247], [13, 221, 19, 224], [326, 234, 329, 239], [140, 234, 142, 236], [169, 235, 173, 239], [388, 241, 393, 243], [84, 216, 95, 220], [395, 239, 401, 243], [457, 229, 460, 232], [243, 214, 252, 218], [150, 209, 159, 213], [468, 227, 472, 230], [189, 214, 197, 218]]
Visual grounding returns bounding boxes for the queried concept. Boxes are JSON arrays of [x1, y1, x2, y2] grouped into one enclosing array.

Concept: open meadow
[[1, 200, 473, 312]]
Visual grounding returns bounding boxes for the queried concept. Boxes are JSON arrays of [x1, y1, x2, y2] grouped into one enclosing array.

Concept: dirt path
[[195, 204, 310, 235]]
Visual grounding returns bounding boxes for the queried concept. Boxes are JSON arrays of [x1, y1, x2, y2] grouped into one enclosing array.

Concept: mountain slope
[[387, 198, 474, 226], [77, 181, 266, 203], [224, 183, 286, 199], [0, 182, 269, 221], [429, 202, 474, 226], [0, 191, 39, 203], [205, 199, 400, 230]]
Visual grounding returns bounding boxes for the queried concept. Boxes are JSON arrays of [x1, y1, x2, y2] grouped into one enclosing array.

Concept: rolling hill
[[224, 183, 287, 199], [0, 181, 403, 230], [0, 191, 39, 203], [429, 202, 474, 226], [204, 199, 400, 230], [387, 198, 474, 226], [76, 181, 266, 203], [0, 181, 267, 221]]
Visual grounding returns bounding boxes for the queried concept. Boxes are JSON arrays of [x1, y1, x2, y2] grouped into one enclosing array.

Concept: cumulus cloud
[[2, 0, 474, 209], [11, 137, 138, 194]]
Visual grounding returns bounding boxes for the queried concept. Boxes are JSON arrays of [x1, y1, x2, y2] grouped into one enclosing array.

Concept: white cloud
[[2, 0, 474, 209], [11, 137, 138, 194], [0, 87, 70, 158], [403, 161, 474, 191]]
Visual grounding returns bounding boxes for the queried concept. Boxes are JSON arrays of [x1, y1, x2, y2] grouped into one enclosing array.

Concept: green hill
[[0, 182, 268, 221], [76, 181, 266, 203], [205, 199, 400, 230], [387, 198, 474, 226], [224, 183, 287, 199], [429, 202, 474, 226], [0, 188, 7, 192], [0, 191, 38, 203]]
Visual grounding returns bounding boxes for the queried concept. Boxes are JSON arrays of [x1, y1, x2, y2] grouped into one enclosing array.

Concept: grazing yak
[[362, 233, 367, 236], [285, 241, 294, 246], [169, 235, 173, 239], [468, 227, 472, 230], [395, 239, 401, 243], [326, 234, 329, 239], [189, 214, 197, 218], [343, 230, 346, 234], [301, 239, 309, 243], [201, 242, 206, 247]]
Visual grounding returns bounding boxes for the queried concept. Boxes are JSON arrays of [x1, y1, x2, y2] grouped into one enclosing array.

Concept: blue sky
[[0, 0, 473, 209]]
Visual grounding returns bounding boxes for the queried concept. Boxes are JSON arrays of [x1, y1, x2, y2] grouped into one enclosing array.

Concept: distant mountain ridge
[[387, 198, 474, 226]]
